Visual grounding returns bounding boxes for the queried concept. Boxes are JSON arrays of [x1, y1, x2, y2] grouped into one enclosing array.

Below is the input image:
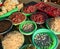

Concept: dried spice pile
[[34, 33, 53, 49], [2, 31, 24, 49], [23, 23, 34, 32]]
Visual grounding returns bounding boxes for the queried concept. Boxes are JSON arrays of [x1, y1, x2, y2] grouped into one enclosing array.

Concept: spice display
[[9, 12, 26, 24], [22, 44, 36, 49], [34, 33, 53, 49], [19, 21, 37, 35], [0, 0, 23, 16], [0, 1, 59, 49], [0, 20, 12, 33], [48, 17, 60, 32], [35, 2, 60, 17], [23, 5, 36, 13], [23, 23, 34, 32], [2, 31, 24, 49], [31, 12, 47, 24]]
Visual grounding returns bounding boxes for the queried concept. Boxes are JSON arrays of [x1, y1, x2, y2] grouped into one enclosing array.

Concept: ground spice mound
[[2, 31, 24, 49], [0, 20, 12, 33]]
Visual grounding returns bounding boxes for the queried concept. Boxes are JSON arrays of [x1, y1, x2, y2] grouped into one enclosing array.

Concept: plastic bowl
[[9, 12, 27, 26], [22, 12, 32, 17], [19, 21, 37, 35], [30, 12, 48, 25], [32, 29, 58, 49], [46, 19, 60, 35], [0, 7, 18, 20], [0, 19, 13, 34], [13, 16, 27, 26]]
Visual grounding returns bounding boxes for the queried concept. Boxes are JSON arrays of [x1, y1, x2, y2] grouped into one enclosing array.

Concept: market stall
[[0, 0, 60, 49]]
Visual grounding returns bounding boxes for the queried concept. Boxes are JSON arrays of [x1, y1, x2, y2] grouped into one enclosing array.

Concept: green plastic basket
[[0, 7, 18, 20], [32, 29, 58, 49], [46, 19, 60, 35], [19, 21, 37, 35], [22, 12, 32, 17]]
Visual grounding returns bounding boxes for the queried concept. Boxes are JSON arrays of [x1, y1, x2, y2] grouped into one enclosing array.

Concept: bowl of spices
[[32, 29, 58, 49], [46, 17, 60, 34], [20, 44, 36, 49], [9, 12, 26, 26], [19, 21, 37, 35], [30, 12, 48, 24], [0, 19, 13, 34], [21, 5, 36, 17]]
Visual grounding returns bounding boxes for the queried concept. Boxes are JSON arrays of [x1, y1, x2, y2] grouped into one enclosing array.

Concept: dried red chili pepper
[[9, 12, 26, 24], [23, 5, 36, 13], [31, 12, 48, 24], [35, 2, 60, 17]]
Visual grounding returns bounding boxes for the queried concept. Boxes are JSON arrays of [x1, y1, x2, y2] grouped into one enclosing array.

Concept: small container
[[9, 12, 27, 26], [19, 21, 37, 35], [30, 12, 48, 25], [32, 29, 58, 49], [0, 19, 13, 34]]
